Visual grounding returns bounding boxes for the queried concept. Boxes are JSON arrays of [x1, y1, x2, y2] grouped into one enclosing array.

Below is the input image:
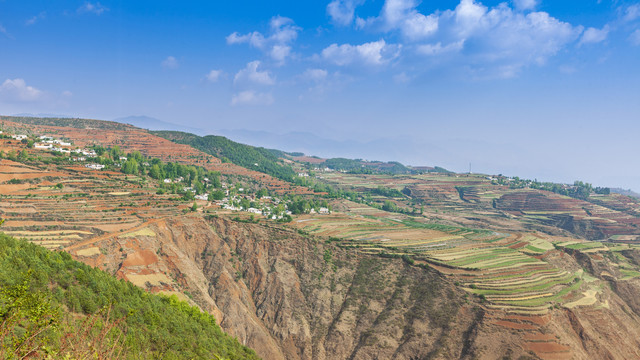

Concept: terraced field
[[319, 171, 640, 242], [0, 157, 179, 250], [291, 200, 638, 315]]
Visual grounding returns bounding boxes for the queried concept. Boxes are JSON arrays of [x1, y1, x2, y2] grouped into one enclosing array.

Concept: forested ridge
[[0, 233, 259, 360]]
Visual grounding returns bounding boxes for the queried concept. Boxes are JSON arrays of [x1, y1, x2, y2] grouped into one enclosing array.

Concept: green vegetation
[[495, 177, 609, 201], [321, 158, 411, 174], [152, 130, 297, 182], [0, 233, 259, 360], [91, 145, 223, 198]]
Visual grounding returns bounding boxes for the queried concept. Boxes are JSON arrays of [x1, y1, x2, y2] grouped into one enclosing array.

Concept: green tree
[[210, 190, 225, 201], [149, 164, 164, 179], [121, 159, 139, 175]]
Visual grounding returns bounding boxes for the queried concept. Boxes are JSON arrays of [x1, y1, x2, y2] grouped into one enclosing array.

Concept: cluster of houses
[[297, 167, 349, 179], [206, 190, 330, 219], [11, 130, 332, 219], [10, 134, 28, 141], [34, 136, 98, 158]]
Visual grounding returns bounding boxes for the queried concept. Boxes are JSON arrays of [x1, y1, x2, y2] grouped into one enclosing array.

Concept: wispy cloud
[[227, 16, 300, 64], [77, 2, 108, 15], [231, 90, 274, 106], [25, 12, 46, 26], [234, 61, 275, 85], [161, 56, 179, 70], [622, 4, 640, 23], [0, 79, 44, 102], [205, 70, 223, 83], [631, 29, 640, 46], [0, 23, 10, 38]]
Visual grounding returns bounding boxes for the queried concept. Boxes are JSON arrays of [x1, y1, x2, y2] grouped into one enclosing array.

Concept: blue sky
[[1, 1, 640, 190]]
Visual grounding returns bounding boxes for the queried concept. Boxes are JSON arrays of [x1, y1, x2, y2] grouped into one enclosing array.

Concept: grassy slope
[[0, 233, 259, 360]]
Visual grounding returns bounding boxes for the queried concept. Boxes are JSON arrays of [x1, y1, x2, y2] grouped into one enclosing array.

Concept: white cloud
[[327, 0, 366, 26], [205, 70, 222, 82], [348, 0, 581, 77], [161, 56, 179, 69], [270, 45, 292, 63], [623, 4, 640, 22], [231, 90, 274, 106], [234, 61, 275, 85], [77, 2, 108, 15], [631, 29, 640, 46], [302, 68, 329, 82], [227, 31, 266, 48], [431, 1, 582, 76], [381, 0, 439, 40], [0, 79, 44, 102], [25, 12, 46, 26], [513, 0, 538, 11], [0, 23, 8, 37], [322, 39, 401, 66], [227, 16, 300, 63], [417, 40, 465, 56], [579, 25, 609, 46]]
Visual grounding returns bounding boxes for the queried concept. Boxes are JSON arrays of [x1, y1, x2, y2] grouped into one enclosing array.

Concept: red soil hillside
[[0, 118, 314, 195]]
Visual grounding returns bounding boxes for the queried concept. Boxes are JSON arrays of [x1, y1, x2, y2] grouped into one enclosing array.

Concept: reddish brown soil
[[292, 156, 325, 164], [504, 314, 548, 326], [122, 249, 158, 267], [524, 342, 570, 353], [494, 320, 537, 330]]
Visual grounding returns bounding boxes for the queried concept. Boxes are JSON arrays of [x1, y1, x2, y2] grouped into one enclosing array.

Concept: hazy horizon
[[1, 1, 639, 190]]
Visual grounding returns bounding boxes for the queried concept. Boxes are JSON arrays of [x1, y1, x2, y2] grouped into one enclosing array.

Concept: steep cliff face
[[83, 215, 640, 359], [160, 216, 482, 359]]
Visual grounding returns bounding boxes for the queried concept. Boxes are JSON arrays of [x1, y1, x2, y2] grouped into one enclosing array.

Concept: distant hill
[[1, 115, 134, 131], [216, 128, 447, 168], [0, 233, 258, 360], [13, 112, 76, 118], [152, 130, 298, 182], [612, 188, 640, 199], [114, 115, 204, 134]]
